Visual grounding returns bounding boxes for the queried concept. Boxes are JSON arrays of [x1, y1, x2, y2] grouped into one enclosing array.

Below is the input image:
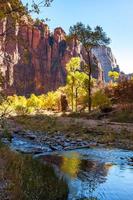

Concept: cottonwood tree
[[69, 22, 110, 111], [66, 57, 80, 111], [66, 57, 88, 112]]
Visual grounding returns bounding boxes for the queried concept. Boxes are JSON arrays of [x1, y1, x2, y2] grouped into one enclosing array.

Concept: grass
[[11, 114, 95, 136], [66, 110, 104, 120], [110, 110, 133, 123], [11, 115, 58, 133], [0, 145, 68, 200]]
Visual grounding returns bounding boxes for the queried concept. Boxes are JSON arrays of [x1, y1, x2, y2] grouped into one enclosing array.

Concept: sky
[[22, 0, 133, 74]]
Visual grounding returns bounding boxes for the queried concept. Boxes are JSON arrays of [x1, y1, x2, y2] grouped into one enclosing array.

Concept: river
[[7, 135, 133, 200]]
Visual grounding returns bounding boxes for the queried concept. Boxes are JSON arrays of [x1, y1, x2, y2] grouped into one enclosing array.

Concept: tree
[[66, 57, 88, 112], [0, 0, 53, 18], [27, 94, 42, 111], [69, 22, 110, 112], [0, 0, 53, 37], [66, 57, 80, 111], [111, 79, 133, 105], [108, 71, 119, 82], [74, 71, 88, 112]]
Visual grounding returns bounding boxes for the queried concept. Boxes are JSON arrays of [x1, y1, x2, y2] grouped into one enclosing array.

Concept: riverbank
[[1, 112, 133, 200], [0, 144, 68, 200], [4, 113, 133, 151]]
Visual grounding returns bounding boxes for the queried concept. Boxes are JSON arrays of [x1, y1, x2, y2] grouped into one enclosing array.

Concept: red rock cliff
[[0, 17, 104, 96]]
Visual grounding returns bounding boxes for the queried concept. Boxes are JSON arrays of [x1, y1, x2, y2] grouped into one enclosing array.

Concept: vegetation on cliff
[[0, 0, 53, 20]]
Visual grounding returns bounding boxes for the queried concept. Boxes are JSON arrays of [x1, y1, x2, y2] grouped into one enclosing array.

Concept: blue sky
[[22, 0, 133, 73]]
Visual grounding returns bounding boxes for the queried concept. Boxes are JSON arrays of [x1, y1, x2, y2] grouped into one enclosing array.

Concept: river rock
[[128, 157, 133, 163], [25, 133, 37, 140], [50, 145, 63, 151]]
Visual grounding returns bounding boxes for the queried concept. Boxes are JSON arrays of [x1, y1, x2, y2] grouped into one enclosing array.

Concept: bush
[[110, 109, 133, 123], [2, 126, 12, 141], [15, 105, 33, 115], [105, 79, 133, 105], [100, 104, 113, 113], [39, 91, 61, 111], [92, 90, 111, 109], [27, 94, 42, 111]]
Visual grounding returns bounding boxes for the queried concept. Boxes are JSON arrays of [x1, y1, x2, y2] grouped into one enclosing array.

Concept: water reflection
[[61, 152, 81, 178], [40, 149, 133, 200], [41, 151, 112, 199]]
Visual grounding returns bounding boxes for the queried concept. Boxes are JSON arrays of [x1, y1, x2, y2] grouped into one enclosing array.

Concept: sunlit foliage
[[66, 57, 88, 112], [92, 90, 111, 109], [108, 71, 120, 81]]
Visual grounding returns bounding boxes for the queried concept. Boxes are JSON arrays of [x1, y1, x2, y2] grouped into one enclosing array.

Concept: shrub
[[40, 91, 61, 111], [15, 105, 28, 115], [15, 105, 33, 115], [92, 90, 111, 109], [27, 94, 42, 111], [100, 104, 113, 113], [105, 79, 133, 105], [110, 109, 133, 123]]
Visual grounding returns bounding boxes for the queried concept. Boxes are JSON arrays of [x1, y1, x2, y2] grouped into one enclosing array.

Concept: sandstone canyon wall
[[0, 17, 119, 96], [92, 46, 119, 82]]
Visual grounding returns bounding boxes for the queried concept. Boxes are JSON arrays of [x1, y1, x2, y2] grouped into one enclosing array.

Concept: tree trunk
[[87, 49, 92, 112], [71, 77, 74, 112], [75, 87, 78, 112]]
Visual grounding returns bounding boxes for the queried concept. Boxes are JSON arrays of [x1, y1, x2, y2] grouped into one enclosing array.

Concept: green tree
[[74, 71, 88, 112], [69, 22, 110, 112], [108, 71, 120, 82], [66, 57, 80, 111], [66, 57, 88, 112]]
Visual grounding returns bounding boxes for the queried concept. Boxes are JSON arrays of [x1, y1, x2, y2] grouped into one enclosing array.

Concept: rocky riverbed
[[7, 130, 93, 154], [1, 114, 133, 152]]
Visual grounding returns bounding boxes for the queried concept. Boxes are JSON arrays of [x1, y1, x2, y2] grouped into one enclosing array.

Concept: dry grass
[[0, 145, 68, 200]]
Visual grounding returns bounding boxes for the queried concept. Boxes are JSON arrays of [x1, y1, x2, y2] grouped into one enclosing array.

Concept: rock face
[[92, 46, 119, 82], [0, 17, 118, 96]]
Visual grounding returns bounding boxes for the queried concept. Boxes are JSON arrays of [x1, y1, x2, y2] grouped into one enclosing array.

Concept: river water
[[10, 136, 133, 200]]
